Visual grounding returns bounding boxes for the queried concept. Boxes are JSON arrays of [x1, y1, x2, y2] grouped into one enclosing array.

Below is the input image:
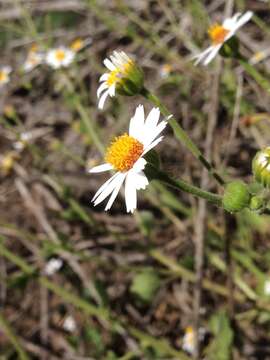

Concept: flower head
[[193, 11, 253, 65], [46, 46, 75, 69], [70, 37, 92, 52], [0, 66, 12, 87], [97, 51, 144, 109], [89, 105, 167, 213], [23, 45, 44, 73], [252, 147, 270, 188]]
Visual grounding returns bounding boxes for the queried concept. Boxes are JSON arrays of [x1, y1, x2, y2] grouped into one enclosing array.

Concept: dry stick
[[193, 52, 223, 360], [224, 213, 235, 318]]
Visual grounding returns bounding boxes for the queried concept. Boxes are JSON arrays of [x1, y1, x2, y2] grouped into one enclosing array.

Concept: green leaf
[[130, 269, 161, 303], [207, 311, 233, 360]]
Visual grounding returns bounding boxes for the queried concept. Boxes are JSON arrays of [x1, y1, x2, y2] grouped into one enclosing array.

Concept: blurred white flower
[[46, 47, 75, 69], [63, 315, 76, 332], [89, 105, 167, 213], [0, 66, 12, 87], [264, 280, 270, 295], [44, 258, 63, 276], [160, 64, 172, 78], [13, 132, 32, 151], [23, 48, 44, 73], [193, 11, 253, 66], [250, 48, 270, 65], [70, 37, 92, 52], [182, 326, 195, 354], [182, 326, 205, 355]]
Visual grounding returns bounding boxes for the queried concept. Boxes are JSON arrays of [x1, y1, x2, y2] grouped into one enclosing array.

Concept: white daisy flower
[[23, 47, 44, 73], [89, 105, 167, 213], [97, 50, 143, 109], [193, 11, 253, 66], [0, 66, 12, 87], [46, 46, 75, 69]]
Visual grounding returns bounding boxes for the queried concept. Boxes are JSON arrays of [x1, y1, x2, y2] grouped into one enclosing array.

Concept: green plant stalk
[[147, 164, 222, 206], [0, 313, 30, 360], [141, 87, 225, 186], [61, 73, 105, 155], [238, 57, 270, 95], [150, 249, 244, 302]]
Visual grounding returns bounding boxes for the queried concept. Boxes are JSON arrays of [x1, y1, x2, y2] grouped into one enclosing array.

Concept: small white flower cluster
[[0, 38, 91, 87]]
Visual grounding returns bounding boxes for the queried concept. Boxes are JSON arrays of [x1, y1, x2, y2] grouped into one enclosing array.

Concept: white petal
[[223, 13, 242, 29], [105, 173, 126, 211], [97, 82, 109, 98], [193, 46, 215, 66], [104, 58, 116, 71], [203, 45, 222, 65], [89, 163, 113, 173], [129, 105, 145, 139], [98, 89, 110, 109], [131, 170, 149, 190], [93, 173, 124, 206], [125, 172, 137, 213], [144, 107, 160, 130], [108, 83, 116, 96], [99, 73, 109, 82], [92, 173, 119, 202], [132, 157, 147, 172], [142, 136, 164, 155], [142, 120, 167, 147], [231, 11, 253, 32]]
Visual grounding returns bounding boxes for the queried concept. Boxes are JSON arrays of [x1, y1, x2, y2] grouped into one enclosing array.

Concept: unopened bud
[[222, 180, 251, 213]]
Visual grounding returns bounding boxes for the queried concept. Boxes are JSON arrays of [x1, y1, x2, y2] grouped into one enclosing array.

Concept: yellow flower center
[[208, 24, 229, 45], [106, 60, 134, 87], [105, 133, 144, 172], [55, 50, 66, 62], [0, 71, 7, 83], [70, 39, 83, 52]]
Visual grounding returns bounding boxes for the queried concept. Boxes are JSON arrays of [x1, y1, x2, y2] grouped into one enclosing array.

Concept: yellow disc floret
[[106, 60, 134, 87], [208, 24, 229, 45], [55, 50, 66, 62], [105, 133, 144, 172], [70, 39, 83, 52], [0, 71, 8, 83]]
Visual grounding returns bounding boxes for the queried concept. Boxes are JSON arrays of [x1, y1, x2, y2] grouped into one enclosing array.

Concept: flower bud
[[222, 180, 251, 213], [249, 195, 264, 211], [220, 36, 240, 59], [252, 147, 270, 188]]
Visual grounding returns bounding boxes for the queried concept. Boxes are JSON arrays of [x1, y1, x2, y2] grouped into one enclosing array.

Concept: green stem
[[238, 57, 270, 95], [146, 164, 222, 206], [141, 87, 225, 186], [0, 312, 30, 360]]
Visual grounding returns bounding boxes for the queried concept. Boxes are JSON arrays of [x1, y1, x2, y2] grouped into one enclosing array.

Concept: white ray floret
[[193, 11, 253, 66], [46, 47, 75, 69], [89, 105, 168, 213]]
